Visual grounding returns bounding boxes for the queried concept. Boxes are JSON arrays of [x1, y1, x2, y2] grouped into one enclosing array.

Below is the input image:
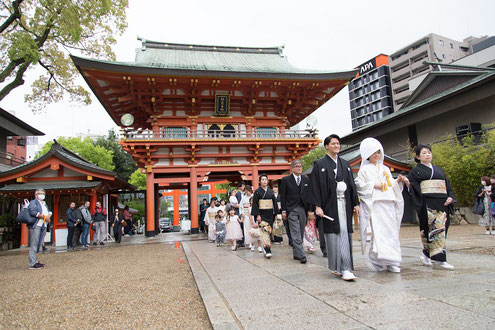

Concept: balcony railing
[[0, 151, 25, 167], [120, 128, 318, 141]]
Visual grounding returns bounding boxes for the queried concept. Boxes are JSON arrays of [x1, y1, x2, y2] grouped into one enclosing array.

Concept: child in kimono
[[214, 214, 226, 246], [303, 212, 317, 253]]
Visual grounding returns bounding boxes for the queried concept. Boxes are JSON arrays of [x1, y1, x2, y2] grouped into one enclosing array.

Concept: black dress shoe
[[322, 252, 328, 258], [293, 256, 300, 260], [300, 257, 307, 264]]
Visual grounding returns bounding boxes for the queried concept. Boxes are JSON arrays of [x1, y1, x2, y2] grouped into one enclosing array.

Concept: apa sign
[[358, 57, 377, 76]]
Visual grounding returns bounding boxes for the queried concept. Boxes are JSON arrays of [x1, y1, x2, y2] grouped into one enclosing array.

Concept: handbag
[[249, 228, 260, 238], [16, 199, 37, 225], [491, 202, 495, 217], [272, 217, 285, 237], [473, 197, 484, 215]]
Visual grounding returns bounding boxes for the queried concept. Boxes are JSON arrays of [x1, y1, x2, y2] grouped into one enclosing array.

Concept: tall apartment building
[[348, 54, 393, 130], [389, 33, 485, 109]]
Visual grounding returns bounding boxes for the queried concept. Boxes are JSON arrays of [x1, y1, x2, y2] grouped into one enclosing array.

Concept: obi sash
[[208, 212, 216, 218], [420, 179, 447, 194], [259, 199, 274, 210]]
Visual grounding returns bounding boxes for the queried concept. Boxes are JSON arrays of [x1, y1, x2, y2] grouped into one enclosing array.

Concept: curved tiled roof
[[0, 180, 101, 192], [0, 140, 116, 178], [72, 39, 357, 80]]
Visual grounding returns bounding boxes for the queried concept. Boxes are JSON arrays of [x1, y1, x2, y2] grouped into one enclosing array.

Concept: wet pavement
[[2, 225, 494, 329], [183, 224, 495, 329]]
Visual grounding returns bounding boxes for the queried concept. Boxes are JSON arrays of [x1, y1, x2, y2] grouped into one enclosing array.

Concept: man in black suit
[[279, 159, 310, 264]]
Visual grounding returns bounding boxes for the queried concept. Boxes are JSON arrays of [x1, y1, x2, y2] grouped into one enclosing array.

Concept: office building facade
[[389, 33, 487, 110], [348, 54, 393, 130]]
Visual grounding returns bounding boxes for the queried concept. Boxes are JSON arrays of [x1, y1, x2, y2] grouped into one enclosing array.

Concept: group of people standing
[[201, 133, 460, 282], [65, 202, 133, 248]]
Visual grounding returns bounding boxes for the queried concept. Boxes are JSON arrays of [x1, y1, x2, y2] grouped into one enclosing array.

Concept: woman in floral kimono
[[407, 144, 456, 270]]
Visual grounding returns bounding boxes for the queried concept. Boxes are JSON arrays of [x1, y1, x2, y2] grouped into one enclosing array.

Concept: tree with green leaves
[[0, 0, 128, 110], [95, 129, 137, 181], [36, 136, 114, 171], [129, 168, 146, 190], [431, 127, 495, 207], [301, 145, 326, 171]]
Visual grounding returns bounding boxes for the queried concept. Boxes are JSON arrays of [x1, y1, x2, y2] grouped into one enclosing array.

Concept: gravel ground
[[0, 243, 211, 329]]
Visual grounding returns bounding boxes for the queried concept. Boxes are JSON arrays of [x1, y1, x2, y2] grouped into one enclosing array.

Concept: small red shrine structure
[[71, 39, 357, 236], [0, 141, 133, 246]]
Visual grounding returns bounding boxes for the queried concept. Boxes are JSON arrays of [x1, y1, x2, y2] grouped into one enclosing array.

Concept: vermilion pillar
[[252, 166, 259, 190], [89, 192, 97, 241], [146, 170, 155, 237], [172, 190, 180, 231], [20, 223, 28, 246], [190, 167, 199, 234], [52, 194, 60, 244]]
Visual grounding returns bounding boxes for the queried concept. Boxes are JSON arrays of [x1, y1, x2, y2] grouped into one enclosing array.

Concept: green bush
[[0, 214, 16, 227], [431, 126, 495, 207], [125, 200, 145, 221]]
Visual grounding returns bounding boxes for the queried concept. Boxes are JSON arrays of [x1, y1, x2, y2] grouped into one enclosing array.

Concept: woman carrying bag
[[475, 176, 492, 235]]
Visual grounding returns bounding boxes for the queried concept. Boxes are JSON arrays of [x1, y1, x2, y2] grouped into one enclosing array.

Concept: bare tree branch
[[0, 60, 30, 101], [0, 58, 25, 83], [0, 0, 24, 34]]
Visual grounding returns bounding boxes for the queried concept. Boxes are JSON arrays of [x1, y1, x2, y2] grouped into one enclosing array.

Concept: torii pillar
[[145, 168, 155, 237], [190, 167, 199, 234]]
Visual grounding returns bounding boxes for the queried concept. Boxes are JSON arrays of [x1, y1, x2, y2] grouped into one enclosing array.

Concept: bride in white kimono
[[355, 138, 409, 273]]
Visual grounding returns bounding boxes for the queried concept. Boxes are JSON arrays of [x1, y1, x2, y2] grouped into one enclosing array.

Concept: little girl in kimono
[[303, 212, 317, 253], [225, 208, 243, 250]]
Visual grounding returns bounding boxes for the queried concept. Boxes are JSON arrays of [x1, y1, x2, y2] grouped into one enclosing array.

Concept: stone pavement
[[183, 225, 495, 329]]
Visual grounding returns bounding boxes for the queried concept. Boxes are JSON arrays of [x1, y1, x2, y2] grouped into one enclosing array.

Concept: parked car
[[159, 217, 172, 232]]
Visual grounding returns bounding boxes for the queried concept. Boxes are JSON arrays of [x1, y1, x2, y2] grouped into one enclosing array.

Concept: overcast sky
[[1, 0, 494, 156]]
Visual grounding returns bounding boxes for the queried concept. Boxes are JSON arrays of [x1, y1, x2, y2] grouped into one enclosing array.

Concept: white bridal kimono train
[[355, 138, 404, 268]]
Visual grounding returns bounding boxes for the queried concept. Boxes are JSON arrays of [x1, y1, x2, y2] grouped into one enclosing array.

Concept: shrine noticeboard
[[215, 94, 230, 116]]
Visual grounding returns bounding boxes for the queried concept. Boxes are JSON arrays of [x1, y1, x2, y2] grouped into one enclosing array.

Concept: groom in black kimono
[[307, 134, 360, 281]]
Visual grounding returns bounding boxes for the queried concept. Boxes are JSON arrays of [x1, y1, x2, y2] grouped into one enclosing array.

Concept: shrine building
[[71, 39, 357, 236], [0, 141, 133, 246]]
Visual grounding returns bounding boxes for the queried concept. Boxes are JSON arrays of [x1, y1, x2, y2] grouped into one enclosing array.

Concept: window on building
[[450, 43, 453, 49], [442, 54, 446, 59], [439, 40, 444, 46]]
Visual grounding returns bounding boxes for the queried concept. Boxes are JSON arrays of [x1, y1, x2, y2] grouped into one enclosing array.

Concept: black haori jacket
[[307, 155, 359, 234]]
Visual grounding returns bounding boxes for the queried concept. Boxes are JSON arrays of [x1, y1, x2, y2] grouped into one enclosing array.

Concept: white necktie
[[296, 176, 300, 186]]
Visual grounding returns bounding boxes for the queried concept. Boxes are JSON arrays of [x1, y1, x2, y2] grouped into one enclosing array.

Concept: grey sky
[[1, 0, 494, 152]]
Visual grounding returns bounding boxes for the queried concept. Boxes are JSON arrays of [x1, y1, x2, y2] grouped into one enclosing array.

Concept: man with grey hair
[[279, 159, 311, 264], [27, 188, 52, 269]]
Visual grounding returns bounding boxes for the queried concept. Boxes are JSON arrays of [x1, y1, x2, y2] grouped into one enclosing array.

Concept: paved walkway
[[183, 225, 495, 329]]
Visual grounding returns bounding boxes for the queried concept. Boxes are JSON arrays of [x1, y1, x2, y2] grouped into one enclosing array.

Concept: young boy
[[214, 214, 226, 246]]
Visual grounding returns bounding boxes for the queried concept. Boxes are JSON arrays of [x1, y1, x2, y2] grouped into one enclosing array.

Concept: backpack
[[16, 199, 37, 225]]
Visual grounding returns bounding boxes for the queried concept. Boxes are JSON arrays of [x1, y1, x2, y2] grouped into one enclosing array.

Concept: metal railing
[[0, 151, 24, 167], [120, 128, 318, 140]]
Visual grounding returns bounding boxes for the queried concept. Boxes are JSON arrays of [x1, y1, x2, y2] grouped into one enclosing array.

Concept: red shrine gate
[[162, 180, 228, 230], [72, 40, 356, 235]]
